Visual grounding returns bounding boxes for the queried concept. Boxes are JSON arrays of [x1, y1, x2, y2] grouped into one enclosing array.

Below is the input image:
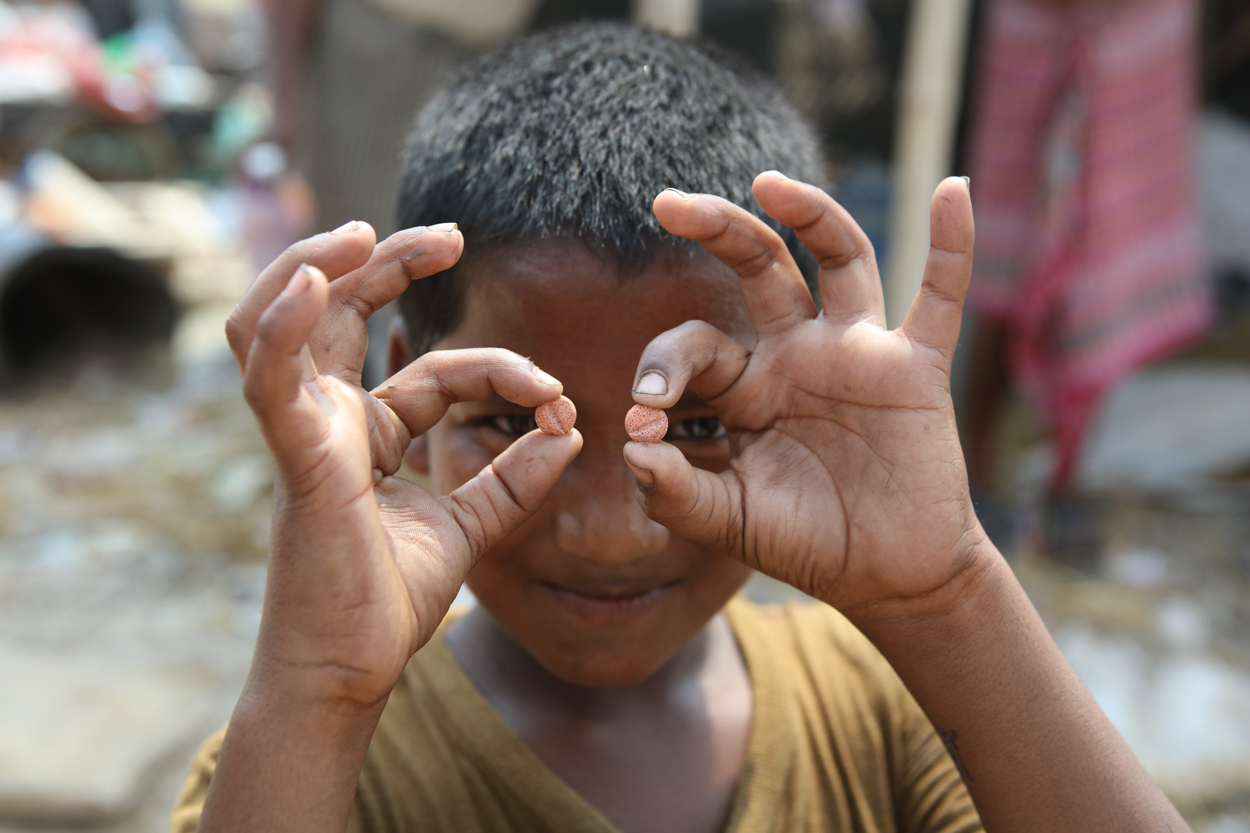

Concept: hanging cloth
[[966, 0, 1212, 488]]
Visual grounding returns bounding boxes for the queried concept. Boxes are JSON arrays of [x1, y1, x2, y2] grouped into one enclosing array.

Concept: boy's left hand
[[625, 173, 988, 623]]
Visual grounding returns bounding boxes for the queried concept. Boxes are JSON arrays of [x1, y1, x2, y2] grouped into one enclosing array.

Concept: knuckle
[[224, 312, 247, 351], [648, 320, 713, 362], [676, 319, 716, 339], [788, 197, 831, 235], [728, 241, 781, 278]]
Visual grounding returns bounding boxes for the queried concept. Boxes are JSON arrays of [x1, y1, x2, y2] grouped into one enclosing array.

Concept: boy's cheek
[[429, 426, 499, 494]]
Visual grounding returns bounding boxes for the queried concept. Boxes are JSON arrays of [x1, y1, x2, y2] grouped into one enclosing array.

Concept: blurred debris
[[0, 0, 217, 122], [1056, 622, 1250, 799], [0, 149, 255, 378], [25, 149, 182, 257], [1077, 366, 1250, 495], [1105, 548, 1169, 588], [1200, 108, 1250, 278]]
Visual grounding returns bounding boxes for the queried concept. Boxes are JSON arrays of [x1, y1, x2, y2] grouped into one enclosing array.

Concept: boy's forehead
[[454, 238, 754, 341]]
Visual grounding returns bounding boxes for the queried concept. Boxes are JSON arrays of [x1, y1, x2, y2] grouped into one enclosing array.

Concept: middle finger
[[309, 224, 464, 380], [652, 189, 817, 335]]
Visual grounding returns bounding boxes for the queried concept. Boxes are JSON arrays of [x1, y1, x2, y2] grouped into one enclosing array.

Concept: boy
[[174, 23, 1189, 832]]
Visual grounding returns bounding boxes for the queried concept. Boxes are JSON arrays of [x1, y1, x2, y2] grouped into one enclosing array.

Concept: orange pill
[[625, 404, 668, 443], [535, 396, 577, 436]]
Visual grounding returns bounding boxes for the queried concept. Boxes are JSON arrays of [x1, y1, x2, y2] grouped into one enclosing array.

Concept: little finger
[[899, 177, 975, 358]]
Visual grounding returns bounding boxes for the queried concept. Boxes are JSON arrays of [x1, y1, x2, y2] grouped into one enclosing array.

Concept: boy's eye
[[666, 416, 726, 441], [486, 414, 539, 437]]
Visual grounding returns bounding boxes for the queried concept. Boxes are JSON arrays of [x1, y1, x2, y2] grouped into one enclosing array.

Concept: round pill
[[535, 396, 577, 436], [625, 404, 668, 443]]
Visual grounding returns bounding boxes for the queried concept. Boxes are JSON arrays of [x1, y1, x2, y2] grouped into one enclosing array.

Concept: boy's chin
[[535, 645, 682, 690], [514, 610, 729, 690]]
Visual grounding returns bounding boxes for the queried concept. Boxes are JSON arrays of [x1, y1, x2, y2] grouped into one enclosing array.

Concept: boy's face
[[410, 238, 757, 688]]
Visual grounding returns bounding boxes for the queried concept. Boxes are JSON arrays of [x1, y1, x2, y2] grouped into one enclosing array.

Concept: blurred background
[[0, 0, 1248, 829]]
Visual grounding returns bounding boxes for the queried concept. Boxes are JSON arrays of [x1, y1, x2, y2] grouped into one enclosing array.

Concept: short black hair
[[396, 21, 824, 355]]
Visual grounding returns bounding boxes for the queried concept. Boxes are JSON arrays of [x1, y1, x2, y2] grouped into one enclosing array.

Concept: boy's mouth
[[544, 580, 677, 625]]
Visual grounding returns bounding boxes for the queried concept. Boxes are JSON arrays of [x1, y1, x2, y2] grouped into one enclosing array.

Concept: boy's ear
[[387, 316, 415, 378]]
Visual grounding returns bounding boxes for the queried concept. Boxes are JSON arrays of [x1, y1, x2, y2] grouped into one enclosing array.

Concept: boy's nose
[[554, 455, 669, 564]]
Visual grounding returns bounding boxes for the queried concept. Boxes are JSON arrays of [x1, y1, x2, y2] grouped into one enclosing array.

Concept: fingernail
[[282, 264, 312, 298], [627, 462, 656, 488], [329, 220, 360, 235], [663, 187, 691, 199], [429, 222, 458, 233], [634, 371, 667, 397], [533, 366, 560, 386], [767, 170, 790, 180], [961, 176, 970, 192]]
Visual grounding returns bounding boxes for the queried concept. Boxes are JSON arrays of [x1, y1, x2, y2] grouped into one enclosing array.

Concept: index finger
[[307, 224, 464, 381], [652, 189, 817, 335], [373, 348, 567, 463]]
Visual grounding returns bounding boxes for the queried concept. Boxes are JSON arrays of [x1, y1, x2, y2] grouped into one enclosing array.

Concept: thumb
[[441, 429, 584, 562], [622, 441, 746, 560]]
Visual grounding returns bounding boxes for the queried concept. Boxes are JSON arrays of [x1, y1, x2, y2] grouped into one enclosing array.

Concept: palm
[[627, 174, 981, 612], [730, 323, 974, 605]]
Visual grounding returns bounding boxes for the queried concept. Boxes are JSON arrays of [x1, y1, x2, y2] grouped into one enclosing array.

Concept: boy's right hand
[[225, 222, 582, 708]]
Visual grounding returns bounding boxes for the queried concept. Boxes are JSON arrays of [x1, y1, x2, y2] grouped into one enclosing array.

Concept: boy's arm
[[860, 550, 1180, 832], [197, 223, 582, 831], [623, 175, 1188, 831]]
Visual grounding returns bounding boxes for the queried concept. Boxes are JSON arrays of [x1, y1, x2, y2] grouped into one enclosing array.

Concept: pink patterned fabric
[[966, 0, 1211, 488]]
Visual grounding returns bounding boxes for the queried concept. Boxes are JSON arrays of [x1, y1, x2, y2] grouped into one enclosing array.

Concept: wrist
[[247, 630, 404, 712], [199, 668, 386, 832], [838, 533, 1006, 651], [235, 666, 388, 746]]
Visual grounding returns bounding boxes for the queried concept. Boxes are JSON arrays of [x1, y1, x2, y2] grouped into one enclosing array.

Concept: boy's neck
[[445, 605, 753, 833]]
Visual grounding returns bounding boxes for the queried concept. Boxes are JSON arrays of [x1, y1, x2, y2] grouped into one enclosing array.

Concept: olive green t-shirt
[[172, 598, 982, 833]]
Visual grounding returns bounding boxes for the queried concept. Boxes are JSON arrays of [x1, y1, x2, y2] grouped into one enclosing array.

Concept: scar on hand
[[939, 727, 973, 783]]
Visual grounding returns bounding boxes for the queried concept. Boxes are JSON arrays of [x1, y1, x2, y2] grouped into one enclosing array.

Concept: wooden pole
[[885, 0, 975, 327], [634, 0, 700, 37]]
